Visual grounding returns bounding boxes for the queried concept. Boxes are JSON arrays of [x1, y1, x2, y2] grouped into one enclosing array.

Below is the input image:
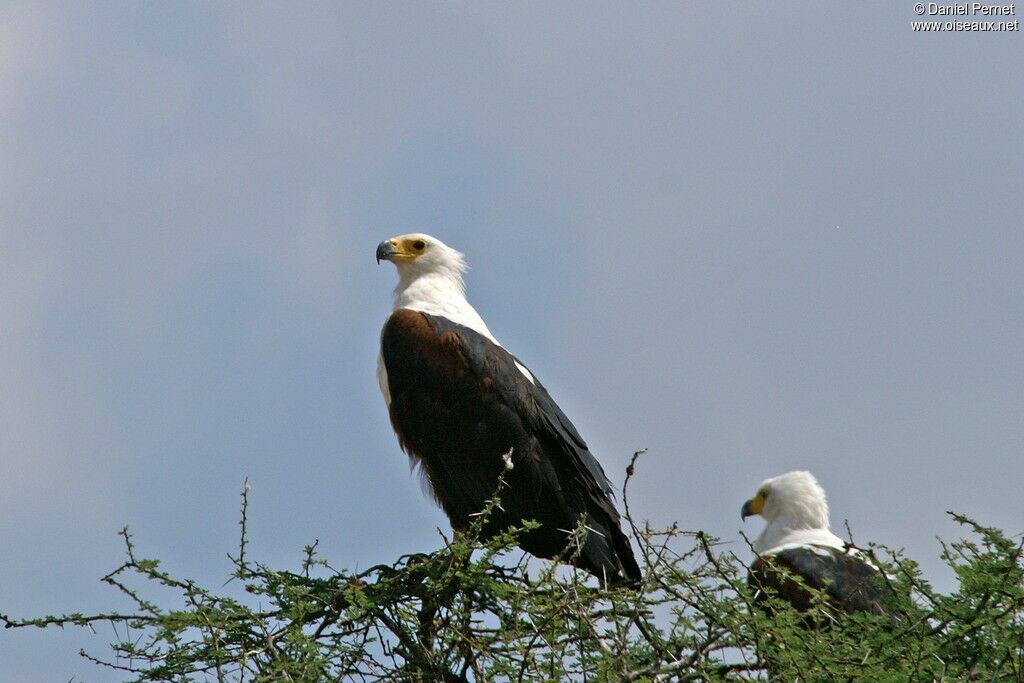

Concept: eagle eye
[[413, 240, 426, 251]]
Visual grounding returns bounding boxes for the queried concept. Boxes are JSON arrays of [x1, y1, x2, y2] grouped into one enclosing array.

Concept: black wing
[[381, 308, 640, 585], [750, 545, 899, 622]]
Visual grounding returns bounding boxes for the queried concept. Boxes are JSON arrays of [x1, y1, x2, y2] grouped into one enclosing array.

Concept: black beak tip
[[375, 241, 392, 264], [740, 502, 752, 521]]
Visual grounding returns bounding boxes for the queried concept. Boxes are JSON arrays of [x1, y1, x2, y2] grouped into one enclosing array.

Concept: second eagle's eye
[[413, 240, 426, 251]]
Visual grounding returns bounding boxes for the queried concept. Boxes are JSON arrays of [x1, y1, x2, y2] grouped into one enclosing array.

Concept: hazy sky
[[2, 3, 1021, 680]]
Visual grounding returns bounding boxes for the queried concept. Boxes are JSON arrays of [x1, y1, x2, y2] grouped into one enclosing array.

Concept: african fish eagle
[[376, 233, 641, 586], [741, 470, 899, 621]]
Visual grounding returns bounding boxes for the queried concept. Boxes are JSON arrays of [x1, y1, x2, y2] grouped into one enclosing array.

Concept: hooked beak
[[376, 240, 398, 264], [741, 491, 765, 521]]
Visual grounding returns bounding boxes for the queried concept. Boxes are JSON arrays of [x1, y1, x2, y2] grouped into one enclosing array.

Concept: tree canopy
[[4, 457, 1023, 681]]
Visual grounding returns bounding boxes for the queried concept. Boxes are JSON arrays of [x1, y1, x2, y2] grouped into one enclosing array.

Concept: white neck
[[392, 269, 498, 343], [755, 516, 846, 555]]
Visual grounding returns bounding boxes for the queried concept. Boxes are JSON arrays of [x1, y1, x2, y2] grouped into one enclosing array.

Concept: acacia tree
[[4, 454, 1023, 681]]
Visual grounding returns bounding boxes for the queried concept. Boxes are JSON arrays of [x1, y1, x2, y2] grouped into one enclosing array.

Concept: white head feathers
[[743, 470, 847, 555], [759, 470, 831, 529], [376, 233, 496, 342], [388, 233, 468, 293]]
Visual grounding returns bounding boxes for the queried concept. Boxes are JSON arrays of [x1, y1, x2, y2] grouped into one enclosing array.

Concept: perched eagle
[[376, 233, 641, 586], [741, 471, 899, 621]]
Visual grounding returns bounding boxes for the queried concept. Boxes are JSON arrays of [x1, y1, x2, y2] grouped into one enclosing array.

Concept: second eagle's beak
[[741, 492, 764, 521], [376, 240, 398, 264]]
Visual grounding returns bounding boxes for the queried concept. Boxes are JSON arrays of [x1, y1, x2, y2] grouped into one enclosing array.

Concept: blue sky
[[1, 3, 1021, 679]]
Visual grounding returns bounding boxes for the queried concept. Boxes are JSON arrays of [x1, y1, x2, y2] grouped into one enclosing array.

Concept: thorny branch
[[4, 457, 1023, 681]]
